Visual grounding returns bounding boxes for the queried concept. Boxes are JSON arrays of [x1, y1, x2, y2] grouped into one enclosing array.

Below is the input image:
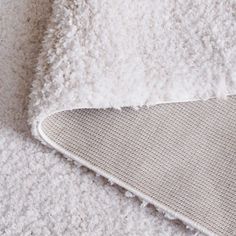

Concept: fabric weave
[[40, 96, 236, 236]]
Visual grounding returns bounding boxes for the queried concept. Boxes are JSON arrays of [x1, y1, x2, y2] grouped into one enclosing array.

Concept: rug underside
[[39, 96, 236, 236]]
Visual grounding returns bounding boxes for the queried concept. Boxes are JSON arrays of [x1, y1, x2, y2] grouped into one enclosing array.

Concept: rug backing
[[39, 96, 236, 236]]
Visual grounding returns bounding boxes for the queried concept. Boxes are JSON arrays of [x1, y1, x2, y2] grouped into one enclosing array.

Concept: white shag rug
[[0, 1, 199, 236], [29, 0, 236, 136], [1, 0, 236, 235], [27, 1, 236, 236]]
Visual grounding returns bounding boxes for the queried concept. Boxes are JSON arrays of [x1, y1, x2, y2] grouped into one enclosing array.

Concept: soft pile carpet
[[1, 0, 236, 236], [28, 1, 236, 236], [0, 1, 197, 236]]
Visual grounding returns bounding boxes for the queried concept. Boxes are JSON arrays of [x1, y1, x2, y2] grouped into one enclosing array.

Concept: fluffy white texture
[[29, 0, 236, 138], [0, 0, 200, 235]]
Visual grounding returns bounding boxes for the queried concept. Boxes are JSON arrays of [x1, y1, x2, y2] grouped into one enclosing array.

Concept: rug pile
[[1, 0, 236, 236], [0, 1, 198, 235], [29, 1, 236, 236]]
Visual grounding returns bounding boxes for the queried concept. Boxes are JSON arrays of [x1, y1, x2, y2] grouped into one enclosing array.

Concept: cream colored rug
[[28, 1, 236, 236], [1, 1, 197, 236]]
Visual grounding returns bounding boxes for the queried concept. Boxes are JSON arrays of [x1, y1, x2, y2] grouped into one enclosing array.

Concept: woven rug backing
[[40, 97, 236, 236]]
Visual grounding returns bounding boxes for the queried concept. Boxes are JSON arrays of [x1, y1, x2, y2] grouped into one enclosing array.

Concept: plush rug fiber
[[1, 0, 236, 236], [0, 1, 198, 236], [29, 0, 236, 135]]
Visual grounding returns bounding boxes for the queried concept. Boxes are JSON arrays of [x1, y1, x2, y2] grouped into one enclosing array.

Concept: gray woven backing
[[41, 97, 236, 236]]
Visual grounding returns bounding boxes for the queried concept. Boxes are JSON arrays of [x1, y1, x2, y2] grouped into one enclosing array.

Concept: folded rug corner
[[28, 1, 236, 236]]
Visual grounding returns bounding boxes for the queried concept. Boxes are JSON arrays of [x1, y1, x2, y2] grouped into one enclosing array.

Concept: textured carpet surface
[[27, 1, 236, 235], [29, 0, 236, 140], [0, 1, 197, 236]]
